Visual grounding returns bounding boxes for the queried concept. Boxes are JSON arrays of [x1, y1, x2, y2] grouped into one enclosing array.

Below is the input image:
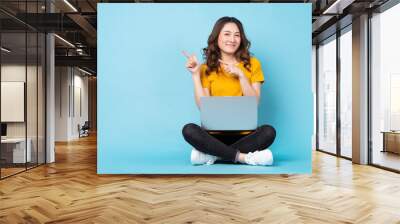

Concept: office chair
[[79, 121, 90, 138]]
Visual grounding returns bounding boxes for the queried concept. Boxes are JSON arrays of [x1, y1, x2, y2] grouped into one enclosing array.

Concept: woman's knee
[[258, 125, 276, 141], [182, 123, 201, 140]]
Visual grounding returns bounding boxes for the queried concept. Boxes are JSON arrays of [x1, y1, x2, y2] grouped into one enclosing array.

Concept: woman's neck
[[220, 52, 237, 64]]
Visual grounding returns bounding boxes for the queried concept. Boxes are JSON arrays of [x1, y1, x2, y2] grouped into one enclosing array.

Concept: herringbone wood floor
[[1, 134, 400, 224]]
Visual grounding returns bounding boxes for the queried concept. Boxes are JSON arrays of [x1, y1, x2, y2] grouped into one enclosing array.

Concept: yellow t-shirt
[[200, 57, 264, 96]]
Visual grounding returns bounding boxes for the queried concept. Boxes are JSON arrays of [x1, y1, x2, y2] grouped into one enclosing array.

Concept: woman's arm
[[192, 72, 210, 109], [238, 76, 261, 102], [219, 60, 261, 103], [183, 51, 210, 109]]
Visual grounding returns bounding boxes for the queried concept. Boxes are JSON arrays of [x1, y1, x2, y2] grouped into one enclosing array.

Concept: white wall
[[1, 65, 26, 133], [70, 72, 89, 139], [55, 66, 69, 141], [55, 67, 89, 141], [1, 65, 42, 137]]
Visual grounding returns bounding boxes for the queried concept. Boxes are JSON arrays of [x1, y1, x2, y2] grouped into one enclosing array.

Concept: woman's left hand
[[219, 60, 245, 79]]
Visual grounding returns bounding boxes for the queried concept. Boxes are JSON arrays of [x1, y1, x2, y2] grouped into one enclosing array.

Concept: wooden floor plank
[[1, 134, 400, 223]]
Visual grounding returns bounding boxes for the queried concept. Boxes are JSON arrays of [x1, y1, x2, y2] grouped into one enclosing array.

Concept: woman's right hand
[[182, 51, 201, 76]]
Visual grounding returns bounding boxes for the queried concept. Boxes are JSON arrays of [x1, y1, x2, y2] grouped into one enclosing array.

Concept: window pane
[[371, 3, 400, 171], [340, 29, 352, 158], [318, 37, 337, 154]]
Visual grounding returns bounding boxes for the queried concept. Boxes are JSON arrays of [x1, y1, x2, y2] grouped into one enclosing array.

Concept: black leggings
[[182, 123, 276, 162]]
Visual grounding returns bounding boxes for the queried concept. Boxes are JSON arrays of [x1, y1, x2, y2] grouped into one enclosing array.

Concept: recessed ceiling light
[[78, 67, 93, 76], [63, 0, 78, 12], [54, 34, 75, 48], [1, 47, 11, 53], [323, 0, 355, 15]]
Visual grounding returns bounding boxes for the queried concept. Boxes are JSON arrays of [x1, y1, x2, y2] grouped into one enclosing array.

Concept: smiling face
[[203, 17, 251, 75], [217, 22, 241, 56]]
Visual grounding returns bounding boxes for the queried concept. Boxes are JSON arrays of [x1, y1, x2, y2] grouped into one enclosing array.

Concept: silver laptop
[[200, 96, 258, 131]]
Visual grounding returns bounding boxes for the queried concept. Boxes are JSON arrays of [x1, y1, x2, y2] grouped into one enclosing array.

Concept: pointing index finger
[[182, 51, 191, 59]]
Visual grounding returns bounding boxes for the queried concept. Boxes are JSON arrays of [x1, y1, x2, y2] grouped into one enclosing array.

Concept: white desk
[[1, 138, 31, 163]]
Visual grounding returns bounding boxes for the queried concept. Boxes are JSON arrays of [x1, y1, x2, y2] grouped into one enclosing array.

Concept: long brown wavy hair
[[202, 17, 251, 76]]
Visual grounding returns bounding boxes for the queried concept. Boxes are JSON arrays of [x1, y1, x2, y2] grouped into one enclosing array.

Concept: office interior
[[0, 0, 400, 222]]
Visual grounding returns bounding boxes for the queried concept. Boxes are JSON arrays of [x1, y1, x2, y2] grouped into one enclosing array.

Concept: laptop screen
[[200, 96, 257, 131]]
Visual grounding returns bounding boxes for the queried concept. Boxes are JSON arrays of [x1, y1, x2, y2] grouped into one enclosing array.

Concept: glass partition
[[1, 31, 28, 177], [0, 1, 46, 179]]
